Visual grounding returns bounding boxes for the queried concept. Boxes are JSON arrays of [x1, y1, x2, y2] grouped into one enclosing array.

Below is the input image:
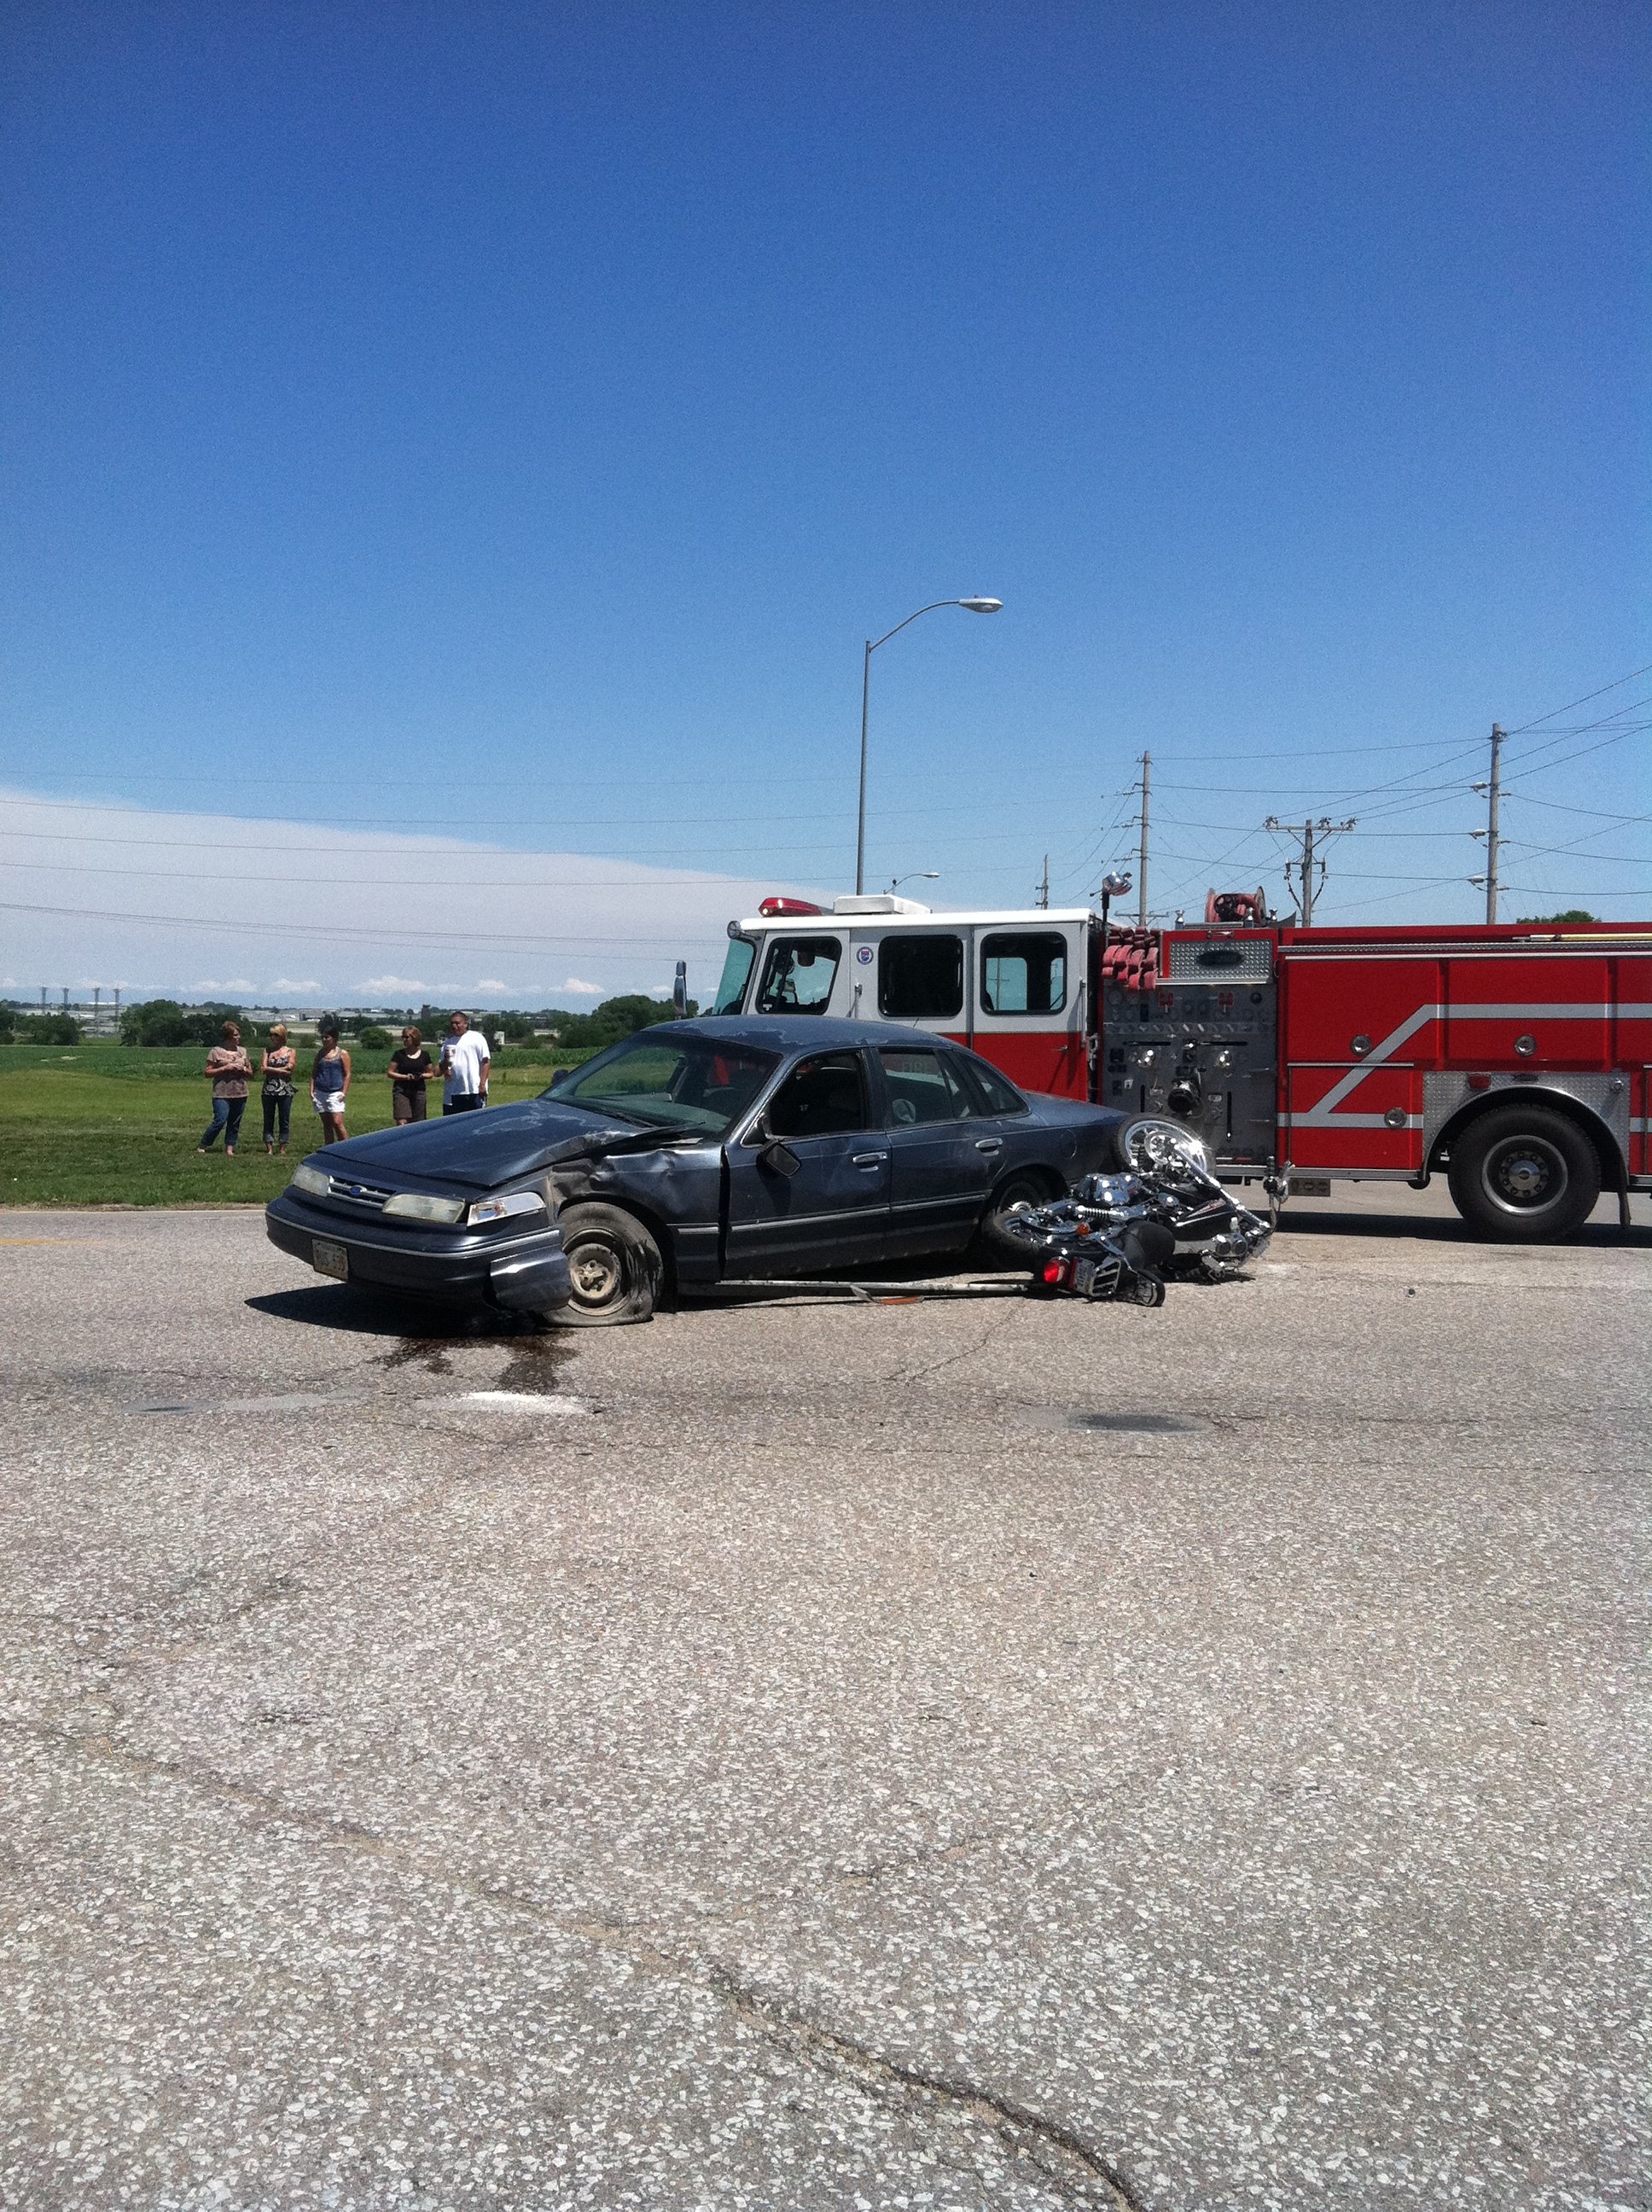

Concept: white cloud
[[0, 785, 817, 1006], [474, 978, 509, 993]]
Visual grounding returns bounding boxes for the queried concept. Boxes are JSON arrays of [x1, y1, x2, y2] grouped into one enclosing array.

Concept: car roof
[[661, 1015, 962, 1052]]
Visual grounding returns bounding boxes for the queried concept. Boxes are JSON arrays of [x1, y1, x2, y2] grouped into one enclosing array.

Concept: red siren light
[[758, 896, 825, 917]]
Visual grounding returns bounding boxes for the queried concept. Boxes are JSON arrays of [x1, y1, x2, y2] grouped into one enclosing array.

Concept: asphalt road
[[2, 1190, 1648, 2211]]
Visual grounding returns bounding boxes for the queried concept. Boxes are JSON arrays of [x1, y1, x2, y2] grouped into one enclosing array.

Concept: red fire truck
[[713, 892, 1651, 1239]]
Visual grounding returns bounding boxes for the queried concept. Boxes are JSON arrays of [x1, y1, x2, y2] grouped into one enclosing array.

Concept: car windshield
[[545, 1033, 778, 1137]]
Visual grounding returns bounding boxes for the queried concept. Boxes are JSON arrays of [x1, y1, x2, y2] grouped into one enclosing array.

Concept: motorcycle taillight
[[1041, 1260, 1067, 1286]]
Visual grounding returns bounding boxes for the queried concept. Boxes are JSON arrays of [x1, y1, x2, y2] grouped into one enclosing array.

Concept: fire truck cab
[[714, 894, 1652, 1241]]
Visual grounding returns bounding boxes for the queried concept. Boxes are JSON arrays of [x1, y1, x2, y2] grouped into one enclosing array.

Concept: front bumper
[[265, 1192, 571, 1313]]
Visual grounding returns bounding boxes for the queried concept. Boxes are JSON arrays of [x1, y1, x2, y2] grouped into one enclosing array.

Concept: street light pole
[[855, 597, 1002, 894]]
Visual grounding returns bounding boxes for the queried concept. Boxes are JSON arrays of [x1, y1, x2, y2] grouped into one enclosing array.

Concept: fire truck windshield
[[713, 936, 756, 1014]]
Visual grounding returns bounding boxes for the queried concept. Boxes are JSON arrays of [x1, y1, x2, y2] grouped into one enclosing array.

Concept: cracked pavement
[[1, 1191, 1648, 2209]]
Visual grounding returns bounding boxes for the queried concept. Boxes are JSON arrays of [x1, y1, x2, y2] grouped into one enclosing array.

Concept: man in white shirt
[[439, 1011, 492, 1115]]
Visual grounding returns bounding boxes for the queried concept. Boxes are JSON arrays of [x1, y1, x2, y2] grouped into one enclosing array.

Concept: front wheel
[[976, 1170, 1057, 1264], [1446, 1106, 1601, 1243], [550, 1203, 663, 1325]]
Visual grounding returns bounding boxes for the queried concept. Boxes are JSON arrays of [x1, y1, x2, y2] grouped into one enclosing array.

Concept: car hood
[[323, 1100, 660, 1190]]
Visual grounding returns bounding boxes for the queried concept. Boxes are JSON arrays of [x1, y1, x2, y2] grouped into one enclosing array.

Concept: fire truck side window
[[878, 934, 964, 1021], [980, 932, 1067, 1016], [755, 935, 842, 1014]]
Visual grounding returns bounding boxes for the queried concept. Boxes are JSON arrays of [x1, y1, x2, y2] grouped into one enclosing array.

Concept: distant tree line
[[0, 992, 695, 1049]]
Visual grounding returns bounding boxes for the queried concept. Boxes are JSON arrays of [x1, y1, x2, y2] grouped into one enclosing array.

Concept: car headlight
[[290, 1161, 329, 1197], [466, 1189, 548, 1228], [382, 1191, 467, 1224], [1119, 1118, 1210, 1173]]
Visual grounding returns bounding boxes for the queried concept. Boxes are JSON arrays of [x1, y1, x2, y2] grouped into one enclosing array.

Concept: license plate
[[311, 1238, 350, 1280], [1290, 1176, 1332, 1197], [1073, 1255, 1098, 1296]]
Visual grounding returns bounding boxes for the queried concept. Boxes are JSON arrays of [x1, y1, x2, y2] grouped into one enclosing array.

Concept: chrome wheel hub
[[1484, 1138, 1563, 1212]]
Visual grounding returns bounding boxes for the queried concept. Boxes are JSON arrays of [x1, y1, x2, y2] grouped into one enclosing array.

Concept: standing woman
[[311, 1021, 352, 1144], [260, 1023, 298, 1155], [198, 1021, 253, 1155], [386, 1025, 433, 1123]]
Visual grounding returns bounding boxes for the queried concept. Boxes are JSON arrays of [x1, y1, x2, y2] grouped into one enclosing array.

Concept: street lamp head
[[957, 597, 1003, 614], [1101, 872, 1132, 898]]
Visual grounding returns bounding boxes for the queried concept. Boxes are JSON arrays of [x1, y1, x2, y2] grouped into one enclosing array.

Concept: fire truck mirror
[[1350, 1033, 1373, 1057]]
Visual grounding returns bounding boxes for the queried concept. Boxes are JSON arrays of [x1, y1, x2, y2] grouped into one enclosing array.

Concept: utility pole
[[1472, 724, 1504, 923], [1265, 815, 1356, 925], [1137, 752, 1151, 928], [1036, 854, 1049, 910]]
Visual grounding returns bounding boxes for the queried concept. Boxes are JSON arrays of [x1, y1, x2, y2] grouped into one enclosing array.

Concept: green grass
[[0, 1044, 592, 1206]]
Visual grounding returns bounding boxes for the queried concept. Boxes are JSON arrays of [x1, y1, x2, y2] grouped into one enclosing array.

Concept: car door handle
[[852, 1151, 888, 1167], [974, 1138, 1003, 1153]]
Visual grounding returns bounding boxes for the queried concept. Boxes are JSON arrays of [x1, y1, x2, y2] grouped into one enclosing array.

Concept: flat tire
[[550, 1203, 662, 1325]]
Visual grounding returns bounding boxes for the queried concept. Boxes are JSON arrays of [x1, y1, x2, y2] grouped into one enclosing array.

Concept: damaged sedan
[[265, 1016, 1135, 1324]]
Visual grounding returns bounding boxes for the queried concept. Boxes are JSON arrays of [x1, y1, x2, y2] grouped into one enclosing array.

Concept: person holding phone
[[438, 1011, 491, 1115], [259, 1023, 297, 1154]]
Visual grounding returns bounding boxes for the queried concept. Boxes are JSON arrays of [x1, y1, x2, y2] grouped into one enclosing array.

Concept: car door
[[878, 1044, 998, 1259], [722, 1050, 891, 1277]]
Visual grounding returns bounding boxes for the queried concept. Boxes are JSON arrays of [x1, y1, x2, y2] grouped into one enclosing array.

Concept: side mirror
[[549, 1068, 570, 1091], [758, 1138, 801, 1179]]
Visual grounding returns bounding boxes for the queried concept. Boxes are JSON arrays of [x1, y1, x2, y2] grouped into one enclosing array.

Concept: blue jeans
[[200, 1096, 247, 1150], [262, 1091, 293, 1145]]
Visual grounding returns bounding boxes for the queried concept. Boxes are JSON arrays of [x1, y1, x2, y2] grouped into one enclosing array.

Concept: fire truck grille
[[1167, 939, 1275, 982]]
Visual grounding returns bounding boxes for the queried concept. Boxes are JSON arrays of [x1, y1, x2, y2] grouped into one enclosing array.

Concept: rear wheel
[[1446, 1106, 1600, 1243], [551, 1203, 662, 1325], [977, 1169, 1058, 1264]]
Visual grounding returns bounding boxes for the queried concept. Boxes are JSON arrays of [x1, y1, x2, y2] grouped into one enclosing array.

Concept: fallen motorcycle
[[998, 1126, 1273, 1307]]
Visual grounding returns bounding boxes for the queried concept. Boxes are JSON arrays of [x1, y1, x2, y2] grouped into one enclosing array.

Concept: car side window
[[878, 1047, 977, 1127], [764, 1051, 870, 1138], [980, 931, 1067, 1015], [755, 935, 842, 1014], [955, 1052, 1030, 1117], [878, 934, 964, 1021]]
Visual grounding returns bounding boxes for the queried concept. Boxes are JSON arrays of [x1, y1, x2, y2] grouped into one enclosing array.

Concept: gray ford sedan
[[265, 1017, 1131, 1325]]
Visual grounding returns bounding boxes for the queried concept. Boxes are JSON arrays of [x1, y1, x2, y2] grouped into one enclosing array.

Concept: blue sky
[[1, 1, 1647, 1001]]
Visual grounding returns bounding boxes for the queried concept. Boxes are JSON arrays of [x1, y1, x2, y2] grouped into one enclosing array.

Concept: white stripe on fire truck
[[1295, 999, 1652, 1128], [1280, 1114, 1422, 1129], [1301, 1004, 1440, 1121]]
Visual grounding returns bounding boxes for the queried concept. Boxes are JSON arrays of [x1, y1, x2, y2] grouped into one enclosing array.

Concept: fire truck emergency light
[[758, 897, 825, 917]]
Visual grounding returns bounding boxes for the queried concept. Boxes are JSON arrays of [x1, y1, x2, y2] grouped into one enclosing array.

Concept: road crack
[[8, 1717, 1150, 2209], [704, 1965, 1145, 2209]]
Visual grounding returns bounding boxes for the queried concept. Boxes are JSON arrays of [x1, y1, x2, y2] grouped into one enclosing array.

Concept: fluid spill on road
[[378, 1319, 577, 1396]]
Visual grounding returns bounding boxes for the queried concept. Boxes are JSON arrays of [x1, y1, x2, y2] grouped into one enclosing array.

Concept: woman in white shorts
[[311, 1022, 352, 1144]]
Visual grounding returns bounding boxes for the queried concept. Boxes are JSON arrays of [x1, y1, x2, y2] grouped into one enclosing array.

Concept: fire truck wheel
[[977, 1170, 1060, 1262], [1447, 1106, 1601, 1242], [550, 1204, 661, 1325]]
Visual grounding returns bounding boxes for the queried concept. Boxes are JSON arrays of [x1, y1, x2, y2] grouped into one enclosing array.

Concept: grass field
[[0, 1043, 590, 1206]]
